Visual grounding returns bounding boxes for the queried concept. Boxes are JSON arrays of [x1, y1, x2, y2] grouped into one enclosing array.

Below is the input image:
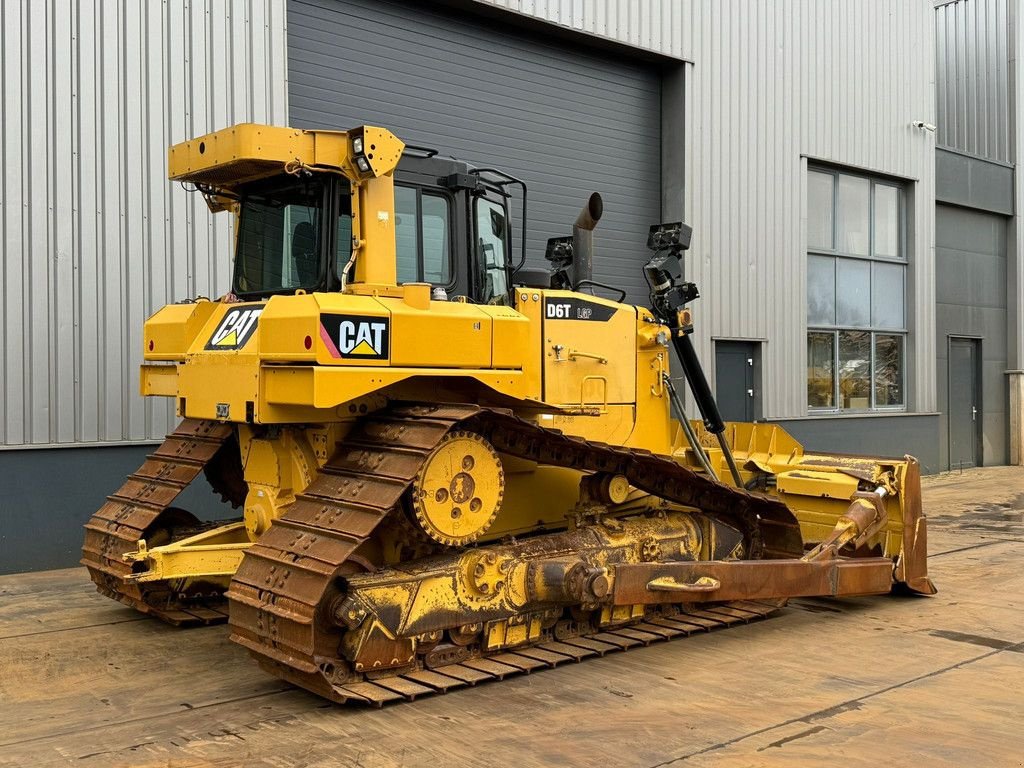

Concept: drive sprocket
[[410, 430, 504, 546]]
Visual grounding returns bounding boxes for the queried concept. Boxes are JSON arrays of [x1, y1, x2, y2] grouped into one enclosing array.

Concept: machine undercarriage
[[83, 402, 928, 705]]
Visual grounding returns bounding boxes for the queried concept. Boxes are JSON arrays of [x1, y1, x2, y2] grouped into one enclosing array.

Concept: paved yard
[[1, 466, 1022, 767]]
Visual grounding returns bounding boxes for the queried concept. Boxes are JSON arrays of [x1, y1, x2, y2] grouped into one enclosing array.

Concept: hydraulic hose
[[673, 333, 744, 487]]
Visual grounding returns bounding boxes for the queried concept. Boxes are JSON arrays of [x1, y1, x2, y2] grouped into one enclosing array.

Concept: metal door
[[715, 341, 759, 422], [948, 338, 981, 469]]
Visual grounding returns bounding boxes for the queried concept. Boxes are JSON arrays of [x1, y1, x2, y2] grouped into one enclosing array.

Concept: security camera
[[912, 120, 937, 132]]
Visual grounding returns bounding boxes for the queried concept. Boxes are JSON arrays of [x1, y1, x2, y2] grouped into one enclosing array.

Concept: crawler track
[[301, 600, 782, 706], [228, 403, 801, 705], [81, 419, 236, 626]]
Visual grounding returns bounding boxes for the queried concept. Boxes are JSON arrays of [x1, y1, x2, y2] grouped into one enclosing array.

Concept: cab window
[[475, 197, 509, 303], [394, 185, 453, 285], [336, 212, 352, 278], [334, 193, 353, 283], [234, 178, 325, 296]]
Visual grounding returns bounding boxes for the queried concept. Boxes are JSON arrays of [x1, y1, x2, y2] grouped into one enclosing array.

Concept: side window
[[395, 186, 419, 283], [394, 185, 452, 285], [475, 197, 509, 303], [333, 185, 354, 286], [422, 195, 449, 283], [335, 210, 352, 278]]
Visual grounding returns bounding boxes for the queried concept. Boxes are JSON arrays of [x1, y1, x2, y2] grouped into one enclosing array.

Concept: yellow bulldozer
[[82, 123, 934, 706]]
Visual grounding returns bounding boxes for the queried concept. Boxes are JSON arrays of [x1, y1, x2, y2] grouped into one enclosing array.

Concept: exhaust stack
[[572, 192, 603, 287]]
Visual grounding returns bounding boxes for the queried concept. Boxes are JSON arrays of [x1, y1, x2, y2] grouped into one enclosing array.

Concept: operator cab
[[230, 151, 521, 305]]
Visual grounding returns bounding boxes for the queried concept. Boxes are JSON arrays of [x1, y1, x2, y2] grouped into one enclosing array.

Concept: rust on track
[[227, 403, 801, 705], [80, 419, 235, 626]]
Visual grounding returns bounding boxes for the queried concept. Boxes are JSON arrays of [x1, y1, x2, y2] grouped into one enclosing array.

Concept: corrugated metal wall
[[682, 1, 936, 418], [935, 0, 1011, 162], [2, 0, 939, 449], [482, 0, 937, 418], [472, 0, 687, 59], [1013, 0, 1024, 376], [0, 0, 287, 449]]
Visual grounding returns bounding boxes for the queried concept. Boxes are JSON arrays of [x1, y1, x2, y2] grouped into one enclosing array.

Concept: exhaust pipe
[[572, 192, 603, 287]]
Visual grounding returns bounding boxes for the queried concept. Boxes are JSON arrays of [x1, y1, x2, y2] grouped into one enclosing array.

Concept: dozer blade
[[893, 457, 936, 594], [689, 421, 936, 596]]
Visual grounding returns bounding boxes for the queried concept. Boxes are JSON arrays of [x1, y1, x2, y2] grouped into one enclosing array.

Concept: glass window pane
[[836, 258, 870, 327], [395, 186, 418, 283], [874, 334, 905, 407], [807, 171, 834, 250], [283, 204, 319, 287], [807, 255, 836, 326], [422, 194, 451, 284], [335, 214, 352, 281], [836, 174, 870, 254], [234, 180, 323, 295], [871, 262, 905, 329], [476, 197, 509, 303], [807, 332, 835, 409], [874, 184, 899, 258], [838, 330, 871, 409]]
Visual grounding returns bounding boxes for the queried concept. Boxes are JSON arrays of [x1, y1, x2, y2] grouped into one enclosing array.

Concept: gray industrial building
[[0, 0, 1020, 574]]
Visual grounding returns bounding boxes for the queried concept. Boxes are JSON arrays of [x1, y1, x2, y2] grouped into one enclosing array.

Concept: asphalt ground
[[1, 465, 1021, 767]]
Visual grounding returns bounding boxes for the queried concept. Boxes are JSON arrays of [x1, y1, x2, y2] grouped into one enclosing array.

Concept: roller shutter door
[[288, 0, 662, 302]]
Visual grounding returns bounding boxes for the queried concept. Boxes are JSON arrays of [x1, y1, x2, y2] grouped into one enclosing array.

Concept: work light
[[646, 222, 692, 252]]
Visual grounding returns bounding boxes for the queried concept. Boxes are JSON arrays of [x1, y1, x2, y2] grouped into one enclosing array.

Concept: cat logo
[[319, 314, 390, 360], [205, 306, 263, 351]]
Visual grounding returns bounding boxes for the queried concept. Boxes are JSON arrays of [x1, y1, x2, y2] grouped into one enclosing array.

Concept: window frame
[[471, 192, 513, 304], [394, 182, 456, 289], [807, 167, 906, 264], [232, 176, 333, 299], [806, 165, 908, 413], [807, 329, 907, 412]]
